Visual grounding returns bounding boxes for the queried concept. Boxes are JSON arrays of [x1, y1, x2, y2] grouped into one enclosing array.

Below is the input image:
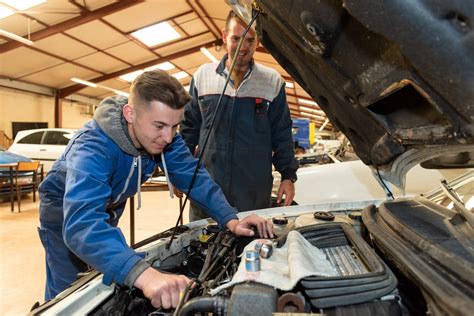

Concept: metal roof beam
[[57, 39, 221, 98], [0, 0, 144, 54]]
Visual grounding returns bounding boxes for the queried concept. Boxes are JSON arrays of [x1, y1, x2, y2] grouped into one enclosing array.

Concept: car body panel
[[292, 160, 467, 205]]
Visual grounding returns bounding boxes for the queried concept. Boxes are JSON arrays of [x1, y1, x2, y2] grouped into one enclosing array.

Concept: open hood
[[227, 0, 474, 188]]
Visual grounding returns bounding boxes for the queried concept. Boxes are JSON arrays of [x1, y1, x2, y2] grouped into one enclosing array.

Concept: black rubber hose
[[179, 296, 227, 316]]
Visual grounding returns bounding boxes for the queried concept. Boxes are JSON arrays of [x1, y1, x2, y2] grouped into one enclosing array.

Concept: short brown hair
[[129, 70, 191, 109], [225, 10, 244, 31]]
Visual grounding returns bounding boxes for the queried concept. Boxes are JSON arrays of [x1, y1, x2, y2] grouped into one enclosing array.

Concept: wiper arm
[[440, 179, 474, 228]]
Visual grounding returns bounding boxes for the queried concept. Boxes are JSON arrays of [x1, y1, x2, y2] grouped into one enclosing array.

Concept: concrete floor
[[0, 191, 189, 316]]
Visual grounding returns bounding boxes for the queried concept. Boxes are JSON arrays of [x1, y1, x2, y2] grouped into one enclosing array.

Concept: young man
[[181, 11, 298, 221], [38, 70, 273, 309]]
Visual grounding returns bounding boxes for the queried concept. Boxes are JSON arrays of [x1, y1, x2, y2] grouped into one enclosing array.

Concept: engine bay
[[88, 210, 407, 316]]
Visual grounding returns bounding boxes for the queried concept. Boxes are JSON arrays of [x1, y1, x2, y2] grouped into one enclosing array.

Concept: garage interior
[[2, 1, 472, 315], [0, 1, 333, 314]]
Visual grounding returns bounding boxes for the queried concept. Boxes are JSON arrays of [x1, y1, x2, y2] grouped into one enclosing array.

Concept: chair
[[0, 166, 15, 212], [14, 161, 40, 212]]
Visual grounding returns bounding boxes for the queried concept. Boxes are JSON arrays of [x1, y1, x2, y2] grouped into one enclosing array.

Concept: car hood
[[227, 0, 474, 189]]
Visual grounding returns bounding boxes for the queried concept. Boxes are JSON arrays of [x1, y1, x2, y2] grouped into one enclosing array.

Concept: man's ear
[[123, 104, 134, 123], [221, 29, 227, 45]]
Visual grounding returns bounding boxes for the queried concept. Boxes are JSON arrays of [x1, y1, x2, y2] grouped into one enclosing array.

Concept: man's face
[[124, 100, 183, 155], [222, 18, 258, 68]]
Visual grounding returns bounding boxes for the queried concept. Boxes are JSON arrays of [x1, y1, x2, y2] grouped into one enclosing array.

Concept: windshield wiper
[[440, 179, 474, 228]]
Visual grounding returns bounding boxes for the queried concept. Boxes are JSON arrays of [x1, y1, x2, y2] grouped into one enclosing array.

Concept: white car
[[291, 160, 467, 205], [9, 128, 76, 172]]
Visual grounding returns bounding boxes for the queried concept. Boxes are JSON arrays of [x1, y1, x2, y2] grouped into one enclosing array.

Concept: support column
[[54, 92, 62, 128]]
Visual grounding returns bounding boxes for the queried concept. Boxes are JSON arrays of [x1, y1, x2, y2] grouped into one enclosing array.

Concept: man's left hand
[[226, 214, 274, 238], [277, 179, 295, 206]]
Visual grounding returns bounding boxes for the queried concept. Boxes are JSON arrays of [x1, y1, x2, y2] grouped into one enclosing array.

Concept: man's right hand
[[134, 267, 190, 309]]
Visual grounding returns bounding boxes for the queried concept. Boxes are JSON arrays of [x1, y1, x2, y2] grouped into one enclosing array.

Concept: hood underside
[[228, 0, 474, 179]]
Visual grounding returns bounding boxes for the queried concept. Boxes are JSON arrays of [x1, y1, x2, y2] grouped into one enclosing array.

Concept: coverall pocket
[[255, 112, 270, 133]]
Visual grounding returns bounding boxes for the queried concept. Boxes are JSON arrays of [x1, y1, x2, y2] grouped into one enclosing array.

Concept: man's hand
[[277, 179, 295, 206], [134, 267, 190, 309], [226, 214, 274, 238]]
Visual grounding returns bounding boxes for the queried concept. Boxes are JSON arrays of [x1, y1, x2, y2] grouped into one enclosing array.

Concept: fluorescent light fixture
[[71, 77, 129, 97], [120, 70, 144, 82], [300, 112, 325, 120], [200, 47, 218, 63], [298, 98, 318, 106], [121, 63, 176, 82], [299, 106, 325, 115], [172, 71, 189, 80], [299, 106, 316, 112], [131, 22, 180, 47], [319, 118, 329, 131], [71, 77, 97, 88], [0, 29, 33, 45], [300, 112, 316, 118], [0, 5, 14, 19], [104, 87, 129, 97], [1, 0, 46, 10], [145, 62, 175, 71], [285, 81, 294, 89]]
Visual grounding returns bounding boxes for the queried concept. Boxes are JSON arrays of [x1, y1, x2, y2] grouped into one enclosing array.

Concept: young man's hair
[[130, 70, 191, 109], [225, 10, 245, 31], [224, 10, 256, 35]]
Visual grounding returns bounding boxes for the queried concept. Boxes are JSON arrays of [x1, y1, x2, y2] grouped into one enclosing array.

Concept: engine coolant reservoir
[[272, 217, 294, 237]]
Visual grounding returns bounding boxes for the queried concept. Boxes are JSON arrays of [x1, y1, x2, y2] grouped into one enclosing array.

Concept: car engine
[[87, 211, 408, 316]]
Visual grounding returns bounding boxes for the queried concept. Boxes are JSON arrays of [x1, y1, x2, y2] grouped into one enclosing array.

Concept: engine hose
[[179, 296, 228, 316]]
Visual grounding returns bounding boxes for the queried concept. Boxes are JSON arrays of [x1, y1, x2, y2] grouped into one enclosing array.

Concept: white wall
[[0, 86, 93, 139]]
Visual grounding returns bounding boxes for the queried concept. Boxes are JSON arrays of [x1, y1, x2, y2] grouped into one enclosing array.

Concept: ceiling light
[[285, 81, 294, 89], [172, 71, 189, 80], [119, 70, 144, 82], [200, 47, 218, 63], [1, 0, 46, 10], [71, 77, 129, 97], [102, 87, 129, 97], [299, 106, 316, 112], [0, 29, 33, 45], [131, 22, 181, 47], [145, 62, 175, 71], [0, 5, 14, 19], [71, 77, 97, 88], [300, 112, 326, 120], [319, 119, 329, 131], [298, 98, 318, 106], [299, 106, 324, 115]]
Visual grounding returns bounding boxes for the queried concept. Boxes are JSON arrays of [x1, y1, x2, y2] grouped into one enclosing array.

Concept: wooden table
[[0, 162, 44, 212], [129, 181, 183, 246]]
